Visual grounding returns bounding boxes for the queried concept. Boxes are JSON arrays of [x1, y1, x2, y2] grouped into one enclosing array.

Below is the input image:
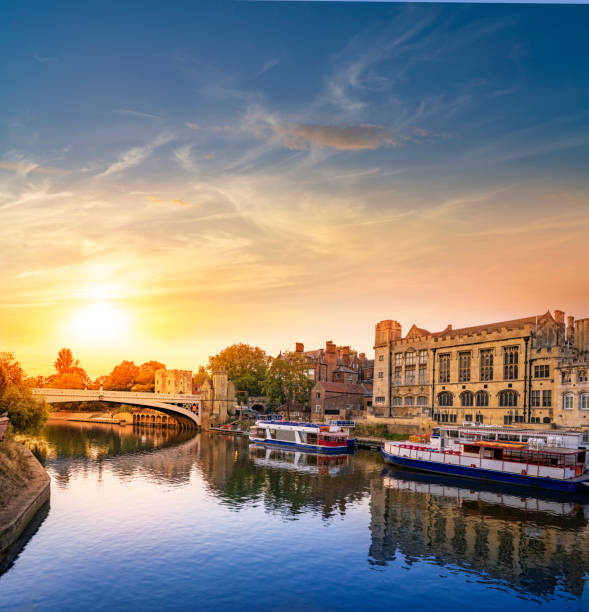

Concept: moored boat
[[381, 425, 589, 493], [249, 419, 354, 454]]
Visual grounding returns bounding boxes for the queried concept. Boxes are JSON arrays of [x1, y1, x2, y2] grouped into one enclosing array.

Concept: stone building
[[310, 381, 372, 422], [294, 341, 373, 386], [372, 310, 589, 428], [155, 369, 193, 395], [199, 368, 236, 428]]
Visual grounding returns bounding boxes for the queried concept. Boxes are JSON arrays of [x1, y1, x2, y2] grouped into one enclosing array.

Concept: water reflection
[[370, 468, 589, 600]]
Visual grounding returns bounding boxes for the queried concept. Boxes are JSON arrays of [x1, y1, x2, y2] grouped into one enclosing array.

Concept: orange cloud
[[275, 123, 399, 150], [0, 161, 66, 175]]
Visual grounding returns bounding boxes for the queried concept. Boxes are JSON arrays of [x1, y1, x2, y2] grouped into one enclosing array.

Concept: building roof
[[318, 382, 371, 395]]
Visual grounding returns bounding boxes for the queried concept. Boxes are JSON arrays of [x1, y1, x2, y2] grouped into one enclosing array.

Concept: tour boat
[[249, 420, 354, 454], [0, 413, 8, 442], [249, 445, 352, 476], [381, 425, 589, 493]]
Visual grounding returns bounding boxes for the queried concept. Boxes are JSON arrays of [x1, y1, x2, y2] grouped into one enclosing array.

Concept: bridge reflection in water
[[370, 469, 589, 599]]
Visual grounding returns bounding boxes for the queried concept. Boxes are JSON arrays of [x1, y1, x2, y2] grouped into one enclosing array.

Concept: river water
[[1, 422, 589, 611]]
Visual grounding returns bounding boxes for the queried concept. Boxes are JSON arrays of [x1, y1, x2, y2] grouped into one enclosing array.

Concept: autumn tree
[[208, 344, 268, 396], [106, 360, 140, 391], [54, 348, 76, 375], [0, 352, 47, 433], [51, 348, 88, 389], [262, 352, 314, 419], [131, 360, 165, 392], [192, 366, 210, 389]]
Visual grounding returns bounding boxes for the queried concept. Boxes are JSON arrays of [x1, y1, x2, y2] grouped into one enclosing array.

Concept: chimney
[[295, 342, 304, 353], [325, 341, 336, 354], [342, 346, 350, 357]]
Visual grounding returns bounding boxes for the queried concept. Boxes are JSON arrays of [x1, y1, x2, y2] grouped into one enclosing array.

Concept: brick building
[[311, 381, 372, 422], [155, 369, 193, 395], [372, 310, 589, 428]]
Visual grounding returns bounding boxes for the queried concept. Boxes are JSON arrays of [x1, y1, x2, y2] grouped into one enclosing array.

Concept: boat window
[[508, 435, 519, 442], [307, 433, 318, 445], [270, 429, 277, 440], [482, 434, 496, 441], [521, 436, 529, 442], [448, 430, 459, 438], [464, 445, 480, 454], [498, 434, 509, 441], [256, 428, 266, 437]]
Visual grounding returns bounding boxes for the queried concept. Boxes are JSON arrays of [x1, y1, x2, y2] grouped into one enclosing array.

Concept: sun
[[69, 302, 129, 344]]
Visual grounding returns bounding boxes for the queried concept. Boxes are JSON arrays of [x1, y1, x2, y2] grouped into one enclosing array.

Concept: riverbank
[[48, 411, 127, 425], [0, 441, 50, 560]]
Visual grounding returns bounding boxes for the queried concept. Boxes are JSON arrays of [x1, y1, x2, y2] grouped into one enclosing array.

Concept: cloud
[[174, 145, 197, 173], [118, 109, 161, 119], [98, 131, 174, 177], [144, 195, 190, 207], [34, 53, 58, 66], [275, 123, 399, 150], [257, 57, 280, 77], [186, 122, 200, 130], [0, 161, 66, 175]]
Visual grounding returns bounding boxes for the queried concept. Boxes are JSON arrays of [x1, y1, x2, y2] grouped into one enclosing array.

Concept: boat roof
[[437, 425, 583, 437], [461, 441, 581, 455]]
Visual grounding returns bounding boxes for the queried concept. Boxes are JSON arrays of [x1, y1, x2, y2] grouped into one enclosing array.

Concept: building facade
[[155, 369, 193, 395], [200, 368, 236, 428], [372, 310, 589, 428], [311, 381, 372, 422]]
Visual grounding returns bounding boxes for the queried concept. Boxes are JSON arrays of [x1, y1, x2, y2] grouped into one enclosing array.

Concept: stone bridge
[[242, 396, 271, 412], [33, 388, 201, 428]]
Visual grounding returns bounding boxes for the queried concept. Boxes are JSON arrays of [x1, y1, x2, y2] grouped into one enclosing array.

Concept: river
[[1, 422, 588, 611]]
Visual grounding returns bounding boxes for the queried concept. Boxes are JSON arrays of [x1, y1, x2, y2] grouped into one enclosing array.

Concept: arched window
[[460, 391, 474, 407], [404, 396, 414, 406], [438, 392, 453, 407], [499, 390, 518, 407], [392, 396, 402, 407], [563, 393, 574, 410], [417, 396, 428, 406], [475, 391, 489, 407]]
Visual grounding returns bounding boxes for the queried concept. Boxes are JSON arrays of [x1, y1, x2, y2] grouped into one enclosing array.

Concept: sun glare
[[69, 302, 129, 344]]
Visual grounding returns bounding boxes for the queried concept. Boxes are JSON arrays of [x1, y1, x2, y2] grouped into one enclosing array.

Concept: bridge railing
[[33, 388, 201, 402]]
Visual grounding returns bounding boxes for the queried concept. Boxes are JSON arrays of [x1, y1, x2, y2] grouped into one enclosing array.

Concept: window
[[417, 396, 428, 406], [504, 415, 513, 425], [581, 394, 589, 410], [562, 370, 571, 384], [392, 396, 402, 407], [315, 405, 321, 413], [307, 368, 315, 379], [395, 353, 402, 366], [378, 355, 384, 361], [503, 346, 519, 380], [534, 364, 550, 378], [499, 390, 518, 407], [405, 396, 414, 406], [394, 367, 402, 385], [460, 391, 473, 407], [405, 351, 416, 366], [514, 415, 525, 423], [438, 391, 453, 407], [563, 394, 574, 410], [458, 352, 471, 382], [464, 414, 473, 422], [579, 369, 587, 383], [405, 365, 415, 385], [419, 350, 428, 365], [378, 371, 384, 379], [542, 390, 552, 407], [418, 364, 427, 385], [439, 354, 450, 383], [530, 390, 540, 407], [375, 396, 385, 404], [475, 390, 489, 407], [475, 414, 485, 424], [480, 349, 493, 381]]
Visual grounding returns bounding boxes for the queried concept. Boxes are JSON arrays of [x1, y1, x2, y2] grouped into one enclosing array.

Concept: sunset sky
[[1, 1, 588, 378]]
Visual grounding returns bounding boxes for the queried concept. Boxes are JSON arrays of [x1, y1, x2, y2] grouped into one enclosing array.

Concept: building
[[155, 369, 192, 395], [295, 341, 374, 386], [554, 359, 589, 427], [200, 368, 236, 428], [372, 310, 589, 428], [311, 381, 372, 421]]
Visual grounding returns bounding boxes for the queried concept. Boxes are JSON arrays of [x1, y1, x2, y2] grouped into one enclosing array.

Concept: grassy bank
[[0, 442, 37, 512]]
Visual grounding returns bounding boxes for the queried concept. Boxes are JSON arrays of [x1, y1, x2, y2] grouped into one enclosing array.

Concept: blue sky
[[1, 1, 588, 375]]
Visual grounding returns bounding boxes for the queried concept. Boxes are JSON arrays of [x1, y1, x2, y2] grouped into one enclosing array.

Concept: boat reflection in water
[[249, 444, 352, 476], [371, 468, 589, 600]]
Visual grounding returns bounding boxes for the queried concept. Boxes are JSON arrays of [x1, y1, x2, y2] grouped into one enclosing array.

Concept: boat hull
[[250, 437, 352, 454], [381, 449, 587, 493]]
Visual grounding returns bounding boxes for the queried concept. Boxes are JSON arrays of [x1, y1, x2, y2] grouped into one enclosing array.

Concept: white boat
[[382, 425, 589, 493], [249, 445, 352, 475], [249, 419, 354, 454]]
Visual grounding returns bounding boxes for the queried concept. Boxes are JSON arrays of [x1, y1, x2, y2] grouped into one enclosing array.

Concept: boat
[[0, 413, 9, 442], [381, 425, 589, 493], [249, 419, 354, 454], [249, 445, 352, 476]]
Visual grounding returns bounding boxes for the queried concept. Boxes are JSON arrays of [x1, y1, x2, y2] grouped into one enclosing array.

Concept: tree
[[262, 352, 314, 419], [193, 365, 210, 389], [106, 360, 140, 391], [208, 344, 268, 396], [0, 353, 47, 433], [49, 372, 86, 389], [54, 348, 77, 375], [131, 360, 165, 392], [52, 348, 88, 387]]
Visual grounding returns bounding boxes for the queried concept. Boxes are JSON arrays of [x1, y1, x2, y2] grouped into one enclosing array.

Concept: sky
[[1, 1, 588, 378]]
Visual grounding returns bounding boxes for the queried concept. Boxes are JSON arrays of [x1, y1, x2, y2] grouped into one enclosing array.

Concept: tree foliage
[[131, 360, 165, 391], [51, 348, 89, 388], [193, 365, 210, 389], [106, 360, 140, 391], [208, 344, 268, 396], [262, 352, 314, 416], [0, 352, 47, 433]]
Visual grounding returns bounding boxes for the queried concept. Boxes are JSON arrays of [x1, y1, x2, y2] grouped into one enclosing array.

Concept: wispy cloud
[[275, 123, 399, 150], [118, 109, 161, 119], [256, 57, 280, 77], [98, 131, 174, 177], [0, 161, 66, 175], [173, 145, 198, 173], [34, 53, 58, 66], [186, 122, 200, 130]]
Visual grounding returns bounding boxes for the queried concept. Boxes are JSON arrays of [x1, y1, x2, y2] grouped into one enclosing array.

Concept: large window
[[405, 350, 416, 366], [417, 396, 428, 406], [563, 394, 574, 410], [581, 394, 589, 410], [394, 367, 402, 385], [395, 353, 402, 366], [530, 389, 540, 407], [503, 346, 519, 380], [534, 364, 550, 378], [475, 390, 489, 407], [419, 350, 428, 365], [439, 354, 450, 383], [392, 396, 402, 407], [543, 390, 552, 407], [480, 349, 493, 381], [405, 396, 414, 406], [460, 391, 473, 407], [438, 391, 453, 407], [458, 352, 471, 383], [418, 365, 427, 385], [405, 365, 416, 385], [499, 390, 518, 407]]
